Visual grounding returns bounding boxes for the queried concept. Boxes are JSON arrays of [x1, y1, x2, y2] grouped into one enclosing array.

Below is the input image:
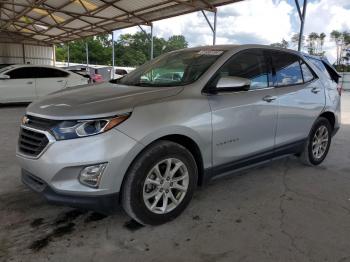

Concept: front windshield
[[0, 65, 13, 73], [116, 49, 225, 87]]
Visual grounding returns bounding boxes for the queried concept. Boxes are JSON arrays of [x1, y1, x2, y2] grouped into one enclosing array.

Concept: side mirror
[[215, 76, 250, 92], [0, 75, 10, 80]]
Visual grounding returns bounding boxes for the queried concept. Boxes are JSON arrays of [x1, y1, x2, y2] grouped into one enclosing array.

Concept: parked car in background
[[68, 69, 92, 83], [0, 64, 89, 103], [113, 67, 135, 79], [17, 45, 341, 225]]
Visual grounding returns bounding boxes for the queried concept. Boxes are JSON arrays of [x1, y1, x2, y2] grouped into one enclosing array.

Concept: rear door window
[[271, 52, 303, 86], [34, 67, 69, 78], [6, 67, 35, 79]]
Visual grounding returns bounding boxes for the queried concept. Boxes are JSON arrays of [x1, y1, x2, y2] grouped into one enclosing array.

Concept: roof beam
[[98, 0, 150, 25], [171, 0, 213, 12], [0, 0, 243, 44]]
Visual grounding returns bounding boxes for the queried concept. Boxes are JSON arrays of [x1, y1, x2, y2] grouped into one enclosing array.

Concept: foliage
[[56, 32, 188, 67], [291, 33, 305, 49], [330, 30, 350, 65], [270, 39, 289, 49], [306, 32, 326, 56]]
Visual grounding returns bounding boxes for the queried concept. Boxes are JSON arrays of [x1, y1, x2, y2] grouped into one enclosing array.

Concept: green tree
[[291, 33, 305, 49], [330, 30, 349, 65], [306, 32, 326, 56], [307, 32, 319, 55], [56, 36, 112, 65], [270, 39, 289, 48], [56, 32, 188, 67], [319, 33, 326, 53]]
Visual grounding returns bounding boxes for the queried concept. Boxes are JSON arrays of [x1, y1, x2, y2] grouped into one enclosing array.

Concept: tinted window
[[6, 67, 68, 79], [115, 69, 128, 75], [6, 67, 36, 79], [214, 49, 269, 90], [35, 67, 69, 78], [272, 52, 303, 86], [301, 62, 314, 82]]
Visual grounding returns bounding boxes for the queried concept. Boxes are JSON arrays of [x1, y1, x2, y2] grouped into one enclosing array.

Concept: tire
[[121, 140, 198, 225], [299, 117, 332, 166]]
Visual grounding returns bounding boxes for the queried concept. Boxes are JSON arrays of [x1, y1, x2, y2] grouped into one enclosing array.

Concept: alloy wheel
[[143, 158, 189, 214], [312, 125, 329, 159]]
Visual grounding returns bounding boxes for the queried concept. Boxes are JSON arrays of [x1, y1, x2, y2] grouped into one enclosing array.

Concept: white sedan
[[0, 64, 89, 103]]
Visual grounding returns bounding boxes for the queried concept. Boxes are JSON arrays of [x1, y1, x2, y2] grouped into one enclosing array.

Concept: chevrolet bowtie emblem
[[22, 116, 30, 125]]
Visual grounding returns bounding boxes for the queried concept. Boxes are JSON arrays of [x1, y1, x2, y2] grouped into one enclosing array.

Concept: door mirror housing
[[215, 76, 250, 92], [0, 75, 10, 80]]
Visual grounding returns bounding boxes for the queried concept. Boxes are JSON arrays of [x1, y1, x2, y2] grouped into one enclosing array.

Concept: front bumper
[[17, 127, 144, 197], [22, 169, 119, 214]]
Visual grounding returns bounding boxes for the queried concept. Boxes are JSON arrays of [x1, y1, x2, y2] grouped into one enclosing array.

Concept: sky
[[114, 0, 350, 63]]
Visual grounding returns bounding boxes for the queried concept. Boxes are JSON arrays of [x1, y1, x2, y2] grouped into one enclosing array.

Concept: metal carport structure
[[0, 0, 308, 68]]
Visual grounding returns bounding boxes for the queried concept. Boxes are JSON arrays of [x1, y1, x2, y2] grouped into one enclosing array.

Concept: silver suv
[[17, 45, 341, 225]]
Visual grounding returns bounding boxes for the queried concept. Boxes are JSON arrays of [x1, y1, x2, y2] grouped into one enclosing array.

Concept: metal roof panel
[[0, 0, 244, 44]]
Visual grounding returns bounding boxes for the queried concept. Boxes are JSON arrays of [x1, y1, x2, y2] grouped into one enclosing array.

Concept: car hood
[[26, 82, 183, 120]]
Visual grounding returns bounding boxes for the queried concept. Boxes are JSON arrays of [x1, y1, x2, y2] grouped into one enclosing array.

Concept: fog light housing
[[79, 163, 107, 188]]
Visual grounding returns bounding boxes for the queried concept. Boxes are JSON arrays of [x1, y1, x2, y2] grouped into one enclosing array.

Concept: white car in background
[[112, 67, 135, 79], [0, 64, 89, 103]]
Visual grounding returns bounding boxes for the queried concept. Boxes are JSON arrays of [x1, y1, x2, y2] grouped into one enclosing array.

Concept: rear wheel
[[121, 140, 198, 225], [299, 117, 332, 166]]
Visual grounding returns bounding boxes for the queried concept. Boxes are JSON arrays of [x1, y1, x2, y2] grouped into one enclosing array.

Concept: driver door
[[207, 49, 278, 172]]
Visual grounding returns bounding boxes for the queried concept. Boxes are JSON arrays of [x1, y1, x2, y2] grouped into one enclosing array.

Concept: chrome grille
[[18, 128, 49, 157]]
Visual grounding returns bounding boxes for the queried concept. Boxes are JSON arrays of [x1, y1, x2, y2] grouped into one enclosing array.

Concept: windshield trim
[[0, 65, 13, 74]]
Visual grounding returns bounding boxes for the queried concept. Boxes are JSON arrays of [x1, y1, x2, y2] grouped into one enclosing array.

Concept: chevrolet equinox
[[17, 45, 341, 225]]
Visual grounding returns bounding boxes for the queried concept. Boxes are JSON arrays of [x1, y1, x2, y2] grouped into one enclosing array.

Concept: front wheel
[[299, 117, 332, 166], [121, 141, 198, 225]]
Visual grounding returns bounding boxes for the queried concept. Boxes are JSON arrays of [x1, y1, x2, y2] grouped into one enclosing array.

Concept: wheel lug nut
[[166, 177, 170, 181], [160, 180, 164, 184], [159, 188, 163, 192], [165, 189, 169, 193]]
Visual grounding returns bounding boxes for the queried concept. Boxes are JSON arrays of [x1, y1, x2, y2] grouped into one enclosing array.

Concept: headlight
[[51, 113, 130, 140]]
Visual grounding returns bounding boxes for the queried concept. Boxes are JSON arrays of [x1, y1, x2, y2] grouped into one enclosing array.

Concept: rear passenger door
[[1, 67, 36, 102], [35, 67, 68, 97], [270, 51, 325, 148]]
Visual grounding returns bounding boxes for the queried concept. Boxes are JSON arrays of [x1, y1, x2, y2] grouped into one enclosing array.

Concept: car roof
[[177, 44, 303, 53], [0, 64, 70, 73], [6, 64, 63, 69]]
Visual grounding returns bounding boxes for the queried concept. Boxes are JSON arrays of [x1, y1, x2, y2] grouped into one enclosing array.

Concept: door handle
[[311, 87, 321, 94], [262, 95, 277, 103], [57, 80, 64, 83], [27, 81, 33, 84]]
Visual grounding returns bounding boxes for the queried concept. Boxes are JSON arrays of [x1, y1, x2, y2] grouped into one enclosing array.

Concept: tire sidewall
[[123, 141, 198, 225]]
